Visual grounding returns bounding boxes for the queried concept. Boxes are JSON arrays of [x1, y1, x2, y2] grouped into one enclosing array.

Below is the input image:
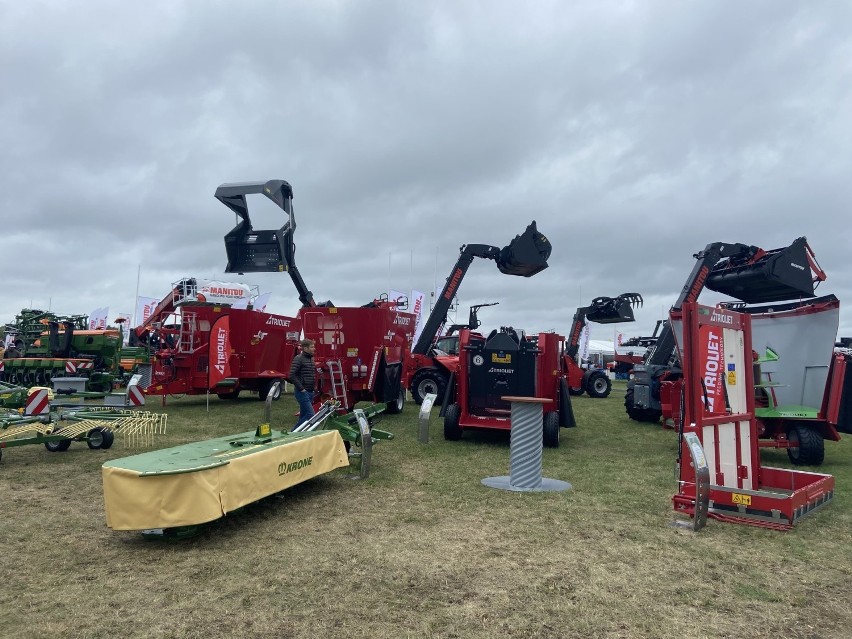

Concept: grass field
[[1, 382, 850, 638]]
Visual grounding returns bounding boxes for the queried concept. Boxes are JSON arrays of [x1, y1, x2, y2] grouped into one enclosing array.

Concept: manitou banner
[[195, 279, 253, 305], [135, 296, 159, 326], [208, 315, 232, 389], [411, 289, 426, 346]]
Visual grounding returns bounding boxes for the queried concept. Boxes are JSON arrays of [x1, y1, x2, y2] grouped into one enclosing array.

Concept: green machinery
[[2, 308, 135, 392]]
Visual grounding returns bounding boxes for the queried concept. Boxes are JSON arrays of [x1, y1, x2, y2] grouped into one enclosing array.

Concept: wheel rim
[[89, 430, 104, 447], [417, 378, 437, 398], [592, 378, 608, 393]]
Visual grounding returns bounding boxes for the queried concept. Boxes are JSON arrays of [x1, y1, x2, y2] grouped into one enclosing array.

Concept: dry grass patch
[[1, 383, 851, 638]]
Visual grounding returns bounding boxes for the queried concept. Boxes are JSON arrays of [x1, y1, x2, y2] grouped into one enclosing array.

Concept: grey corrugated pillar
[[482, 396, 571, 493]]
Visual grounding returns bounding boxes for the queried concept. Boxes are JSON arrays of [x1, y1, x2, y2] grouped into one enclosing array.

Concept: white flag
[[411, 289, 427, 346], [389, 289, 407, 309], [230, 297, 250, 310], [578, 324, 591, 364], [89, 307, 109, 330], [253, 292, 272, 312], [114, 313, 133, 344], [135, 296, 159, 326]]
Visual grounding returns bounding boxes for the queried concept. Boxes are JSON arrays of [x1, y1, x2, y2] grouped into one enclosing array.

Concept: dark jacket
[[288, 351, 316, 392]]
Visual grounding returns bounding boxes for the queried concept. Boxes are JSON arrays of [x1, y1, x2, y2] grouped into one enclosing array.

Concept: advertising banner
[[135, 296, 159, 326], [208, 315, 232, 389], [411, 289, 426, 346], [698, 324, 726, 415], [194, 279, 253, 305]]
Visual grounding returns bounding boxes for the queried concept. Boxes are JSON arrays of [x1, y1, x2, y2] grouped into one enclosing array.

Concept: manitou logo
[[710, 311, 734, 325], [265, 317, 291, 327], [704, 330, 721, 412], [214, 327, 228, 374], [205, 287, 245, 296], [444, 268, 464, 300]]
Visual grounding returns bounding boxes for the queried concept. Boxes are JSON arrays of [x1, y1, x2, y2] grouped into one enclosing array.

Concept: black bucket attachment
[[706, 237, 819, 304], [586, 293, 643, 324], [218, 180, 293, 274], [496, 221, 551, 277]]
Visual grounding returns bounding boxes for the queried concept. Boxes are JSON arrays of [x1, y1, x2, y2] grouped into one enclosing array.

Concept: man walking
[[289, 339, 317, 430]]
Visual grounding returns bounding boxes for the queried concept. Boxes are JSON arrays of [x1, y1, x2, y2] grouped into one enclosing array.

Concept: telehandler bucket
[[218, 180, 294, 274], [706, 237, 822, 304], [585, 293, 643, 324], [496, 221, 551, 277]]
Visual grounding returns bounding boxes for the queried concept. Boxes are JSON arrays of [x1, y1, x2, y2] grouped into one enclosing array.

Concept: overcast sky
[[2, 0, 850, 344]]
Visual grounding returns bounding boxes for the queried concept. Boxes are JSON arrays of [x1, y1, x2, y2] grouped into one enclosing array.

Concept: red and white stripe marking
[[77, 362, 94, 369], [25, 388, 51, 416], [0, 361, 4, 374], [127, 384, 145, 406], [65, 361, 77, 374]]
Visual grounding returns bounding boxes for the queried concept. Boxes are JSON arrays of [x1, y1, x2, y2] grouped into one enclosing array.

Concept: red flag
[[208, 315, 232, 389]]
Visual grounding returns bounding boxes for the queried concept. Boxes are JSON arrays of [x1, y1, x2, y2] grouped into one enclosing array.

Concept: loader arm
[[411, 222, 551, 355]]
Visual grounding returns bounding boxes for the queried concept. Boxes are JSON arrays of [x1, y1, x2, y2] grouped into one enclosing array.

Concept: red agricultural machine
[[442, 328, 576, 448], [660, 294, 852, 465], [625, 237, 851, 465], [402, 224, 552, 404], [218, 179, 416, 413], [672, 301, 834, 530], [137, 278, 302, 401], [563, 293, 643, 398]]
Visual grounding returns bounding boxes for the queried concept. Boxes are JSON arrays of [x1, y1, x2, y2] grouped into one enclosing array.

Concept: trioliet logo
[[710, 311, 734, 325], [213, 327, 228, 374]]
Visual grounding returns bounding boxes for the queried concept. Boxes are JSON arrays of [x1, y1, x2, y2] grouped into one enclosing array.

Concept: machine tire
[[45, 438, 72, 452], [217, 388, 241, 400], [87, 427, 115, 450], [624, 385, 661, 423], [586, 372, 611, 399], [386, 386, 405, 414], [444, 403, 463, 441], [786, 424, 825, 466], [411, 368, 448, 405], [568, 386, 583, 396], [543, 411, 560, 448], [259, 379, 282, 401]]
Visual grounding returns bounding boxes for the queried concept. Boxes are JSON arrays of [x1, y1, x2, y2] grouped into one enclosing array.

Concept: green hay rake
[[0, 406, 167, 463]]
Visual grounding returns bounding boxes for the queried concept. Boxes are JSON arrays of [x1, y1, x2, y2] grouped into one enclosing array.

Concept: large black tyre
[[567, 386, 583, 396], [86, 427, 114, 450], [787, 424, 825, 466], [45, 438, 72, 452], [411, 368, 448, 405], [217, 388, 241, 400], [259, 379, 282, 401], [624, 385, 662, 423], [543, 411, 560, 448], [444, 403, 463, 441], [586, 372, 612, 399], [386, 386, 405, 414]]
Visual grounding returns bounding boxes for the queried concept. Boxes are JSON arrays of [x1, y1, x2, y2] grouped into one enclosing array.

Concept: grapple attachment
[[496, 221, 551, 277], [706, 237, 822, 304], [586, 293, 643, 324]]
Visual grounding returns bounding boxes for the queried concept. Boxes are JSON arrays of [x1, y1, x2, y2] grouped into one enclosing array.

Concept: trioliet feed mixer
[[671, 302, 834, 531], [218, 179, 416, 415]]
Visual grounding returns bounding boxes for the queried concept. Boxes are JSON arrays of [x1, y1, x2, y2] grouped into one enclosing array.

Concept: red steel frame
[[672, 302, 834, 530]]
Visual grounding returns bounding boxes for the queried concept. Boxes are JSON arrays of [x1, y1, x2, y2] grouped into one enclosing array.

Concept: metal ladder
[[326, 360, 349, 409], [178, 312, 196, 353]]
